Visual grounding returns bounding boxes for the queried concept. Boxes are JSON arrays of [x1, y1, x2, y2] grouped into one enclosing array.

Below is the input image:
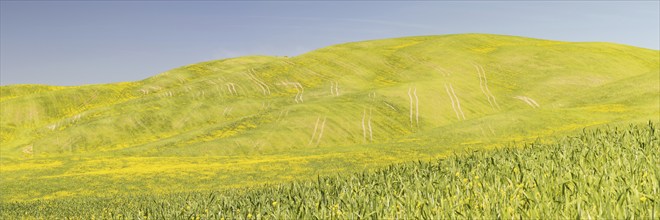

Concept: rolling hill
[[1, 33, 658, 202]]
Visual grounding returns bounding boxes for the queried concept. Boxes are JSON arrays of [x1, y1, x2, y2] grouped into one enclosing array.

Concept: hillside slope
[[1, 34, 658, 201], [4, 123, 657, 219]]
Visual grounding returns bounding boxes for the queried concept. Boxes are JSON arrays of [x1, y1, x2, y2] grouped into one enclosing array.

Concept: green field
[[2, 123, 658, 219], [1, 34, 658, 217]]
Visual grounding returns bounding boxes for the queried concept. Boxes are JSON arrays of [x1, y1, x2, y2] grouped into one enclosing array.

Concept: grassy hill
[[3, 123, 658, 219], [1, 34, 658, 202]]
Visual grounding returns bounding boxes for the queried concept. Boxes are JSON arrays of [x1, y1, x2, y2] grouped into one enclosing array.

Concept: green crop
[[1, 34, 658, 218], [1, 34, 658, 202], [3, 122, 657, 219]]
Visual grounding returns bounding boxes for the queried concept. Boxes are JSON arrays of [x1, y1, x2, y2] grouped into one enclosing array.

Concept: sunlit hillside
[[1, 34, 658, 202]]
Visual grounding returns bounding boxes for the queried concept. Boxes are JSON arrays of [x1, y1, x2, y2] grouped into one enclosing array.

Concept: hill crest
[[1, 33, 658, 201]]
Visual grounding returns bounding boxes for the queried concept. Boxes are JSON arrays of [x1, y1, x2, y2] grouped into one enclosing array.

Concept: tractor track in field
[[408, 88, 414, 127], [475, 64, 500, 110], [514, 96, 540, 108], [225, 83, 238, 96], [445, 83, 466, 120], [361, 108, 374, 142], [330, 81, 340, 96], [309, 117, 321, 145], [278, 81, 304, 103], [246, 68, 270, 96]]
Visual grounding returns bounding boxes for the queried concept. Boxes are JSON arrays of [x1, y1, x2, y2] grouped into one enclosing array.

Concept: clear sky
[[1, 1, 658, 86]]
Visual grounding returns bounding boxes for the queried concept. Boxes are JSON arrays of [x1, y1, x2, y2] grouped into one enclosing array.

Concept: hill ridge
[[1, 33, 658, 201]]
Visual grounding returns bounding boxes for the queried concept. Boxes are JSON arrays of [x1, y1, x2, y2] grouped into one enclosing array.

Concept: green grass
[[2, 122, 657, 219], [0, 34, 658, 204]]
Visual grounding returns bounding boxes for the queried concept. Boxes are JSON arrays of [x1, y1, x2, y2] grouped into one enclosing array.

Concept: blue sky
[[1, 1, 658, 86]]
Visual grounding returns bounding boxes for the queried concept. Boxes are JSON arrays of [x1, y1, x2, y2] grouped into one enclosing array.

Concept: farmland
[[2, 122, 658, 219], [1, 34, 659, 218]]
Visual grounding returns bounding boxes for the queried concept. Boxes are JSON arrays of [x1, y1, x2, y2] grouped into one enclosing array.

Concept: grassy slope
[[3, 123, 658, 219], [1, 34, 658, 201]]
